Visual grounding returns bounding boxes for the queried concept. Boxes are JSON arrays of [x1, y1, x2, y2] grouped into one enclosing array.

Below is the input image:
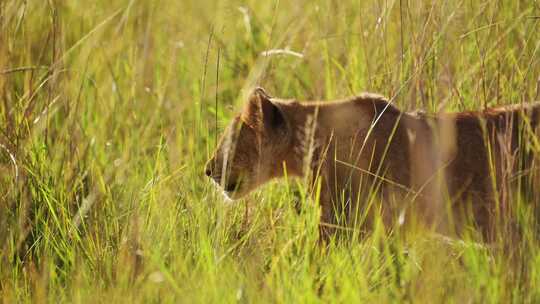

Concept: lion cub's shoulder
[[352, 92, 405, 117]]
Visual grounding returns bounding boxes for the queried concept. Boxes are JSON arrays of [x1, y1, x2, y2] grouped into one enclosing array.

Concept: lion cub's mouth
[[224, 181, 239, 192], [208, 175, 242, 195]]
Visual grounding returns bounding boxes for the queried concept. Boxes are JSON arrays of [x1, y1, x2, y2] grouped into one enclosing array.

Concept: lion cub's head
[[205, 88, 293, 199]]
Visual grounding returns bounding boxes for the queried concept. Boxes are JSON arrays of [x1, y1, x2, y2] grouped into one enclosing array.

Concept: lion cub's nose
[[205, 164, 212, 177], [205, 161, 216, 179]]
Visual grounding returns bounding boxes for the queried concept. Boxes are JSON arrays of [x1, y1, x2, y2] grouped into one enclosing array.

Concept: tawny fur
[[206, 88, 540, 241]]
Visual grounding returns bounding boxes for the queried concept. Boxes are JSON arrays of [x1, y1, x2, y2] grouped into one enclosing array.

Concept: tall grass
[[1, 0, 539, 302]]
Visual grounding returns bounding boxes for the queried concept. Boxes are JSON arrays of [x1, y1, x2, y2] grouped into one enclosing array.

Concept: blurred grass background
[[1, 0, 540, 302]]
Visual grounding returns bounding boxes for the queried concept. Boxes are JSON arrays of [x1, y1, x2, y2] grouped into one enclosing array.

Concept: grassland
[[1, 0, 540, 302]]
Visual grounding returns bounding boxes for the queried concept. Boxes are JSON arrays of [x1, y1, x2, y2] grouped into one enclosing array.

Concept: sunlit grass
[[1, 0, 539, 302]]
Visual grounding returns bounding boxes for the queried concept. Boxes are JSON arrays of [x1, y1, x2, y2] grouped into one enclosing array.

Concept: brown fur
[[205, 88, 540, 241]]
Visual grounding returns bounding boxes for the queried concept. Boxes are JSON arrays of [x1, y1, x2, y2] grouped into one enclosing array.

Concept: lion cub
[[205, 88, 540, 241]]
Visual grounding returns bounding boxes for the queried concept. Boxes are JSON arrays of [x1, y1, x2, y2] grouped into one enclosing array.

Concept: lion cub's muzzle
[[204, 161, 241, 194]]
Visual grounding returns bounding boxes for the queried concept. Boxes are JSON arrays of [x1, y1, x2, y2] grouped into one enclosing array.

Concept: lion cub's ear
[[244, 87, 287, 135]]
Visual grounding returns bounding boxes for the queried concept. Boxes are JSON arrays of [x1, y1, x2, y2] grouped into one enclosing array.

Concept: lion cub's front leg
[[318, 193, 337, 244], [313, 170, 343, 245]]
